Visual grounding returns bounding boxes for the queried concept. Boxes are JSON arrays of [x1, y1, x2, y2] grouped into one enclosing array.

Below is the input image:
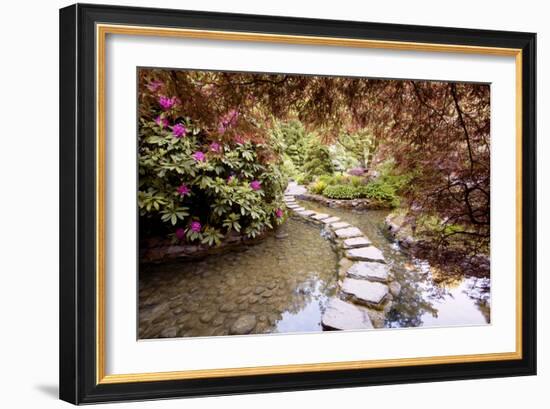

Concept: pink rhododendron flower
[[147, 80, 163, 92], [172, 123, 187, 138], [250, 180, 262, 191], [192, 151, 206, 162], [158, 95, 178, 110], [275, 208, 284, 218], [210, 142, 221, 152], [233, 135, 245, 145], [190, 221, 202, 233], [155, 115, 168, 129], [177, 184, 190, 196], [175, 228, 185, 240]]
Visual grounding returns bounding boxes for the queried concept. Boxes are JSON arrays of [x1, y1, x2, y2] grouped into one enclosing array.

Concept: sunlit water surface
[[139, 202, 490, 339], [297, 200, 491, 329]]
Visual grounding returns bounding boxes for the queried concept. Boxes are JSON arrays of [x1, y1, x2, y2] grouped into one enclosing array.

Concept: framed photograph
[[59, 3, 536, 404]]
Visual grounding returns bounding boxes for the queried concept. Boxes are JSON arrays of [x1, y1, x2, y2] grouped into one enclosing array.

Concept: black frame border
[[59, 3, 536, 404]]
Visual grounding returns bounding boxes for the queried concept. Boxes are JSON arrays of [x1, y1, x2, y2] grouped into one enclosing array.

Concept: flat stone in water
[[343, 237, 371, 249], [330, 221, 350, 230], [346, 246, 385, 263], [219, 303, 237, 312], [321, 298, 373, 330], [159, 327, 178, 338], [286, 204, 300, 209], [311, 213, 330, 221], [334, 227, 363, 239], [297, 210, 316, 217], [341, 278, 389, 308], [229, 314, 257, 335], [347, 262, 389, 283], [322, 216, 340, 224], [292, 207, 306, 212]]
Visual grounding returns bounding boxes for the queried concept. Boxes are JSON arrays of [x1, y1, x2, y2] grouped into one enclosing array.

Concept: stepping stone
[[330, 221, 350, 230], [343, 236, 371, 249], [297, 210, 316, 217], [292, 207, 305, 212], [346, 262, 389, 283], [286, 204, 300, 209], [341, 278, 389, 308], [346, 246, 386, 263], [321, 298, 373, 330], [311, 213, 330, 221], [322, 216, 340, 224], [334, 227, 363, 239]]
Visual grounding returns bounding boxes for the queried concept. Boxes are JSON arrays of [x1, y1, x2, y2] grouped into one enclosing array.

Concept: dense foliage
[[138, 76, 287, 245], [300, 139, 335, 183], [272, 120, 310, 170], [307, 164, 409, 207], [138, 68, 490, 274]]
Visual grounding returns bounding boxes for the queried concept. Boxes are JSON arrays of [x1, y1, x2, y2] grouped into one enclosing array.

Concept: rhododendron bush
[[138, 73, 287, 246]]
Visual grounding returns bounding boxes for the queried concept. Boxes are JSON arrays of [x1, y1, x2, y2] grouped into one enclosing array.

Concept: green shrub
[[294, 173, 308, 185], [317, 174, 335, 185], [302, 139, 334, 182], [321, 180, 398, 206], [323, 185, 362, 199], [358, 181, 398, 205], [309, 180, 328, 195], [272, 120, 311, 169], [349, 175, 364, 187]]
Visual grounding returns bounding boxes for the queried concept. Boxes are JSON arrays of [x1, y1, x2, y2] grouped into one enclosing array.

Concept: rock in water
[[346, 262, 389, 283], [341, 278, 389, 308], [311, 213, 330, 221], [230, 315, 257, 335], [389, 281, 402, 297], [346, 246, 385, 263], [322, 298, 373, 330], [322, 216, 341, 224]]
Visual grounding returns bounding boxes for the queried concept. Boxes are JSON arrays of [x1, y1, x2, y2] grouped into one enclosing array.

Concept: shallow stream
[[139, 200, 490, 339], [139, 217, 338, 338]]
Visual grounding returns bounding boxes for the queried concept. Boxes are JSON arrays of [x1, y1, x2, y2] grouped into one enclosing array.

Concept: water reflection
[[297, 200, 491, 329]]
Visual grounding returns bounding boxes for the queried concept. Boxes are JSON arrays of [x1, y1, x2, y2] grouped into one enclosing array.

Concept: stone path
[[284, 187, 397, 330]]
